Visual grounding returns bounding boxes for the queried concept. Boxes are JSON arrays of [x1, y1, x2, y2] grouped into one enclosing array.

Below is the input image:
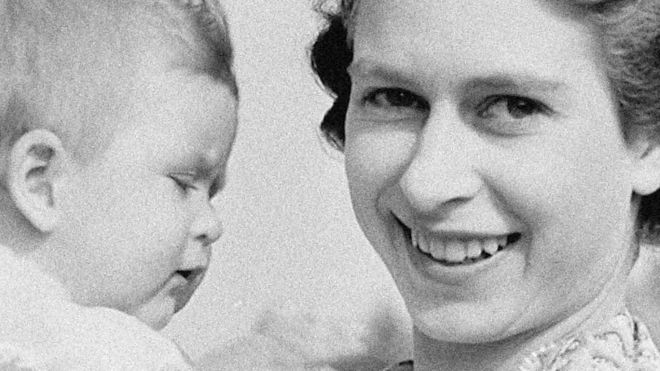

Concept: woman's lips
[[395, 216, 522, 267], [413, 229, 522, 266]]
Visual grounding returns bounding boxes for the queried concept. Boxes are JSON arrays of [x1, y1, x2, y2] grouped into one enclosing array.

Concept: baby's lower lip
[[170, 270, 204, 311], [173, 269, 205, 286]]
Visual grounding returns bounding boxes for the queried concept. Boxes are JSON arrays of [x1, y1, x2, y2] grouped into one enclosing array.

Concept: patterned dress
[[384, 311, 660, 370]]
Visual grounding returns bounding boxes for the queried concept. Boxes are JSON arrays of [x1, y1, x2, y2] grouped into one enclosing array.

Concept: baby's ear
[[631, 137, 660, 196], [7, 129, 68, 232]]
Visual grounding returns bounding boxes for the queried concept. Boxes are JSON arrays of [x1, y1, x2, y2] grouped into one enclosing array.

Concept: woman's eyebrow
[[349, 59, 568, 93], [463, 74, 568, 93], [348, 58, 418, 85]]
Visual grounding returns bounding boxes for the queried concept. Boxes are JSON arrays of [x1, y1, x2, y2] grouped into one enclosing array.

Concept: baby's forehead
[[79, 3, 237, 116], [82, 1, 234, 75], [69, 62, 236, 165], [108, 65, 237, 152]]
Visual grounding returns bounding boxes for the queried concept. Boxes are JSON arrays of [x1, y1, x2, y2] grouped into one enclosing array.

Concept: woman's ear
[[631, 138, 660, 196], [7, 129, 68, 233]]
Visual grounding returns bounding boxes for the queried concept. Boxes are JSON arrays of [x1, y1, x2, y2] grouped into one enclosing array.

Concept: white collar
[[0, 244, 71, 302]]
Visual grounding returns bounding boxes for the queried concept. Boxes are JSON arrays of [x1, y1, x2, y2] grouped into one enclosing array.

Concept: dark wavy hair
[[310, 0, 660, 239]]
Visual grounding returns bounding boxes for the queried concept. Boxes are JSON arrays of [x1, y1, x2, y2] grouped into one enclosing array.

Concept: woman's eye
[[364, 88, 428, 110], [478, 95, 547, 120], [476, 95, 551, 134], [353, 87, 430, 123]]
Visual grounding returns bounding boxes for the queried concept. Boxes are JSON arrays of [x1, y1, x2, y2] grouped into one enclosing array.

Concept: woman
[[311, 0, 660, 369]]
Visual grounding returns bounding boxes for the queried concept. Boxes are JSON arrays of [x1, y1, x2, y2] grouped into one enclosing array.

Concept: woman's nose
[[191, 201, 223, 247], [398, 108, 482, 217]]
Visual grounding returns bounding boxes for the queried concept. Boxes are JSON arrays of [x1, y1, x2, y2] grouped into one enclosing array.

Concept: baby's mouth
[[174, 268, 205, 285], [400, 222, 522, 266], [176, 269, 196, 280], [172, 268, 206, 312]]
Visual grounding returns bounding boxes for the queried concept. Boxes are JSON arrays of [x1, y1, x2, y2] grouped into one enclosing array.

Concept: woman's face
[[344, 0, 650, 343]]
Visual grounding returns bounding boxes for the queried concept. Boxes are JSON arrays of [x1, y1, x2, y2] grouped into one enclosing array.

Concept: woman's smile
[[395, 216, 525, 285], [410, 227, 521, 265]]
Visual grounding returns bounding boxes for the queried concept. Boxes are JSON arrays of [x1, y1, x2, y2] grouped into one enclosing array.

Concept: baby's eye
[[476, 95, 551, 134], [169, 174, 197, 194], [208, 179, 220, 200]]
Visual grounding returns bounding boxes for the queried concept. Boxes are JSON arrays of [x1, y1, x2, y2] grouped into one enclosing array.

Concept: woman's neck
[[412, 264, 629, 371]]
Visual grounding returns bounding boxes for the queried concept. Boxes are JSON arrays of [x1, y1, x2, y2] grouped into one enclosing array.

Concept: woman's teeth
[[412, 229, 518, 265]]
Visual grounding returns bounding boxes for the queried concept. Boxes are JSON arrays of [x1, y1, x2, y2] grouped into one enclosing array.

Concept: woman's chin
[[411, 306, 521, 344]]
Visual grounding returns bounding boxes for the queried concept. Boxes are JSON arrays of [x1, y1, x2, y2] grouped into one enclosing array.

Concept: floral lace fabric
[[384, 311, 660, 371], [519, 311, 660, 371]]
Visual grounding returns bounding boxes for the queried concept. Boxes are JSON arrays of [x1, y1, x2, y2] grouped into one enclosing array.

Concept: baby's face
[[52, 68, 237, 329]]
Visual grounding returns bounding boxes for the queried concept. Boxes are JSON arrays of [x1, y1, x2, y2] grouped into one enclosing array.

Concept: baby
[[0, 0, 237, 369]]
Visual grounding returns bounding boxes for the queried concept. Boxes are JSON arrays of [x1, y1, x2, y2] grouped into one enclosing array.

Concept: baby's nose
[[191, 203, 223, 246]]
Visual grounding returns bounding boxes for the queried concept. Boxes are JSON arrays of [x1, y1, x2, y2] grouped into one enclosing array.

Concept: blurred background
[[162, 0, 411, 368]]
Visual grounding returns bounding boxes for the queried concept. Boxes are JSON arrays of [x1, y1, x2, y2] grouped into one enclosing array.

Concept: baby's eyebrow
[[193, 149, 224, 173], [193, 151, 227, 188], [194, 157, 214, 176]]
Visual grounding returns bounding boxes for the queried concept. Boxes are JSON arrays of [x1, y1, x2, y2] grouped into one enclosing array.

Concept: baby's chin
[[128, 296, 178, 330], [127, 275, 202, 329]]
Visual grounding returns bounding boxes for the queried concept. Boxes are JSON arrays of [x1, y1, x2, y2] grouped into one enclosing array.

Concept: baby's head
[[0, 0, 238, 329]]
